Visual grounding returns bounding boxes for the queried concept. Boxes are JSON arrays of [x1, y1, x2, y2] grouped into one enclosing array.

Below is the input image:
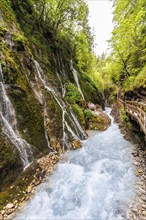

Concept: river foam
[[14, 108, 137, 220]]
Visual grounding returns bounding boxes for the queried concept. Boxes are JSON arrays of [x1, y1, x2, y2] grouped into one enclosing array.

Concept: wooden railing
[[117, 98, 146, 137]]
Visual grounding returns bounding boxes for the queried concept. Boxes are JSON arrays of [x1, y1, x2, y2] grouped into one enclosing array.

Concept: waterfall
[[54, 64, 87, 140], [69, 107, 87, 139], [56, 71, 66, 98], [34, 60, 68, 150], [70, 61, 85, 100], [0, 64, 33, 168], [65, 121, 79, 140], [34, 60, 86, 151], [43, 107, 54, 151]]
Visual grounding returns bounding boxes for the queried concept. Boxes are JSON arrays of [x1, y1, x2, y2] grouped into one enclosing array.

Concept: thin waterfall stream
[[14, 108, 137, 220], [34, 60, 87, 147], [0, 63, 33, 168]]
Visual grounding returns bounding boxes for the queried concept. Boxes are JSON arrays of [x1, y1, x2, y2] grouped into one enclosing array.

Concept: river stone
[[139, 187, 145, 194], [5, 208, 14, 215], [141, 195, 146, 202], [133, 161, 139, 166], [55, 155, 60, 162], [142, 211, 146, 216], [71, 140, 81, 149], [131, 213, 137, 220], [143, 175, 146, 180], [5, 203, 14, 209], [1, 211, 5, 215], [26, 185, 32, 193], [136, 168, 144, 176], [6, 213, 15, 220], [141, 203, 146, 209]]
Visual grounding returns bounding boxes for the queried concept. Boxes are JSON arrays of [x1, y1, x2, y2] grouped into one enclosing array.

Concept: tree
[[107, 0, 146, 90]]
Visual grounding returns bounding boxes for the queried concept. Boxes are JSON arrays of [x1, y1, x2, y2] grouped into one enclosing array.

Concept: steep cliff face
[[0, 0, 104, 191]]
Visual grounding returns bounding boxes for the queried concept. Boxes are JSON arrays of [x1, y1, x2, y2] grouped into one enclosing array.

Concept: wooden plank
[[117, 98, 146, 136]]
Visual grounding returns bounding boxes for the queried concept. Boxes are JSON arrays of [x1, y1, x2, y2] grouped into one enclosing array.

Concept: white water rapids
[[14, 108, 137, 220]]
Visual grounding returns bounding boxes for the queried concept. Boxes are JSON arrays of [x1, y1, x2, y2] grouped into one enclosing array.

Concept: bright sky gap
[[87, 0, 114, 56]]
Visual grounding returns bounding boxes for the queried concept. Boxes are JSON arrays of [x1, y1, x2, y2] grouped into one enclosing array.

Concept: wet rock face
[[129, 144, 146, 220], [125, 87, 146, 102], [0, 152, 61, 219], [0, 129, 23, 191]]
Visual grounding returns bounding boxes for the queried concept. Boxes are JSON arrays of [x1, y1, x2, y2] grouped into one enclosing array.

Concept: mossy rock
[[0, 161, 39, 210], [8, 87, 48, 153], [86, 111, 110, 131], [66, 83, 82, 105], [45, 90, 63, 140], [80, 73, 104, 108], [0, 128, 23, 191], [72, 104, 85, 127], [12, 32, 26, 51]]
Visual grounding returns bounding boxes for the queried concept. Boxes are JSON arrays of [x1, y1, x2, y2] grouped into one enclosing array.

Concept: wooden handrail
[[117, 98, 146, 137]]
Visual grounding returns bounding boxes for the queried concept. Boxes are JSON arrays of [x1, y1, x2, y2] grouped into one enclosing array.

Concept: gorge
[[0, 0, 146, 219]]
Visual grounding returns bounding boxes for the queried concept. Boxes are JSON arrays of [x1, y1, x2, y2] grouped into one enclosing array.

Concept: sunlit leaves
[[108, 0, 146, 91]]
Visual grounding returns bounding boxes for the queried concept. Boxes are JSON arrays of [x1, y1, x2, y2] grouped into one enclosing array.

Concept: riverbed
[[14, 108, 137, 220]]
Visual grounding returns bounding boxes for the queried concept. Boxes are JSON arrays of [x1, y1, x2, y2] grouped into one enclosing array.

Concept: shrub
[[66, 83, 82, 104]]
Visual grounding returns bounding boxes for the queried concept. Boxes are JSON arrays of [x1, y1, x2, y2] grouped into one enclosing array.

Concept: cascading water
[[14, 108, 137, 220], [34, 60, 86, 150], [0, 63, 33, 168], [34, 60, 69, 150], [70, 60, 85, 101], [56, 71, 66, 98], [69, 107, 87, 139], [55, 67, 87, 140], [65, 121, 79, 140]]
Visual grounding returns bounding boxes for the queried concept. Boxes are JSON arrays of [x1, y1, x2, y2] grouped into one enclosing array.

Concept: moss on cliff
[[8, 87, 48, 153], [80, 73, 104, 108], [0, 160, 39, 210], [45, 90, 63, 140], [1, 28, 48, 155], [0, 128, 23, 191], [66, 83, 85, 127]]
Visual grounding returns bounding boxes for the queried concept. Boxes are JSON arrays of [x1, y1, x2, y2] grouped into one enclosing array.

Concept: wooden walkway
[[117, 98, 146, 137]]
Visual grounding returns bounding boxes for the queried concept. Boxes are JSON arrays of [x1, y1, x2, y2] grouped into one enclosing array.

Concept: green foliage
[[72, 104, 85, 126], [0, 25, 7, 37], [12, 33, 26, 51], [65, 83, 85, 126], [84, 109, 93, 120], [109, 90, 117, 102], [120, 107, 129, 122], [95, 0, 146, 97], [66, 83, 82, 104], [0, 0, 16, 25], [108, 0, 146, 91]]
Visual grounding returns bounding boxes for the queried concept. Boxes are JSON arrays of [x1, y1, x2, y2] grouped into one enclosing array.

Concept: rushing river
[[14, 108, 137, 220]]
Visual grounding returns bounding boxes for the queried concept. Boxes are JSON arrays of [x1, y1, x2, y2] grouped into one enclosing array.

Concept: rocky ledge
[[129, 144, 146, 220], [111, 104, 146, 220], [0, 152, 61, 220]]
